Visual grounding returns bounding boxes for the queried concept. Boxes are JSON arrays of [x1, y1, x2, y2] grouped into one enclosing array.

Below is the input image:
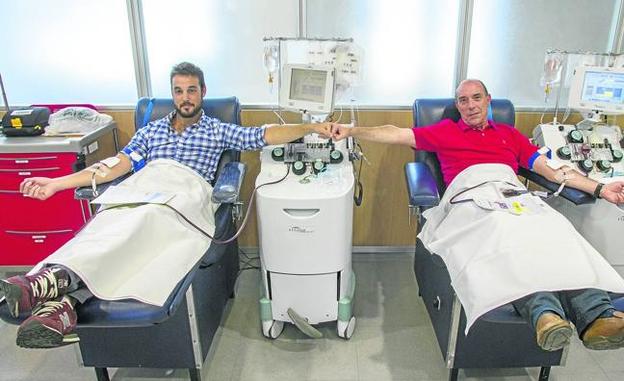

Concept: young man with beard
[[1, 62, 331, 348]]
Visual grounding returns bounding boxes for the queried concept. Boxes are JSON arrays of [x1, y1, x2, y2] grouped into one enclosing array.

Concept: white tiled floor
[[2, 252, 624, 381]]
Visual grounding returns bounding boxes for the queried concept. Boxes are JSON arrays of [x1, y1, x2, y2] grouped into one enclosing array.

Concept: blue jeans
[[512, 289, 614, 336]]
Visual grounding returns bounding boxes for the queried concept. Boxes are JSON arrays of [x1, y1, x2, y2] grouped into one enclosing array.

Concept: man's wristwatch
[[593, 182, 604, 199]]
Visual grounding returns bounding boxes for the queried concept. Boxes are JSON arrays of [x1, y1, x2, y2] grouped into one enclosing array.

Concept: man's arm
[[331, 124, 416, 148], [263, 123, 332, 145], [20, 153, 133, 200], [532, 155, 624, 204]]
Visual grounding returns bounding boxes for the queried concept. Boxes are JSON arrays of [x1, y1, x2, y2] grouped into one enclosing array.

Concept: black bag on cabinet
[[2, 107, 50, 137]]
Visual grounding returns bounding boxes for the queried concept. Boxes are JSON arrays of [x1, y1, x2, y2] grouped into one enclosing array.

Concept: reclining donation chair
[[0, 97, 246, 381], [405, 98, 566, 381]]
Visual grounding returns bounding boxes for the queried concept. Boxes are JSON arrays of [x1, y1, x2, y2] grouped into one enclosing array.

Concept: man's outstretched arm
[[532, 155, 624, 204], [20, 153, 133, 201], [263, 123, 332, 145], [331, 124, 417, 148]]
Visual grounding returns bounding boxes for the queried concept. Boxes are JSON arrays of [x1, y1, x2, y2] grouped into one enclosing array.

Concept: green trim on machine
[[259, 297, 273, 321], [338, 272, 356, 321]]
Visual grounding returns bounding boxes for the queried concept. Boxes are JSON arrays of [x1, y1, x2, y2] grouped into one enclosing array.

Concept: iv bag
[[263, 41, 279, 91], [540, 52, 564, 88], [263, 43, 279, 74]]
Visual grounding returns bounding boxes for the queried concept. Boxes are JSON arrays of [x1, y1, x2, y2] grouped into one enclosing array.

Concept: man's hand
[[601, 181, 624, 204], [20, 177, 60, 201], [331, 123, 352, 141], [312, 122, 332, 138]]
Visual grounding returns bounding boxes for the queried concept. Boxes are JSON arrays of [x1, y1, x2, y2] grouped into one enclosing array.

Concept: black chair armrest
[[517, 167, 595, 205], [198, 203, 234, 267], [211, 162, 246, 204], [74, 172, 133, 201], [405, 162, 440, 207]]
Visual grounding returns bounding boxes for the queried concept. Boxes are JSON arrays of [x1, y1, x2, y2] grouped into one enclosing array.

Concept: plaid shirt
[[121, 110, 266, 182]]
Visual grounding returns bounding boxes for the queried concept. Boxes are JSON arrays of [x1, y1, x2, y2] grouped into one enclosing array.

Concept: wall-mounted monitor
[[568, 65, 624, 114], [279, 64, 335, 114]]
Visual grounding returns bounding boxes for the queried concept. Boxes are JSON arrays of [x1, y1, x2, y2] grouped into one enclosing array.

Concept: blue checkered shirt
[[121, 110, 266, 182]]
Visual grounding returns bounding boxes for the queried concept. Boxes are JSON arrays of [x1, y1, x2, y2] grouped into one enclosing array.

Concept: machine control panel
[[533, 123, 624, 180], [270, 135, 345, 176], [280, 142, 334, 163]]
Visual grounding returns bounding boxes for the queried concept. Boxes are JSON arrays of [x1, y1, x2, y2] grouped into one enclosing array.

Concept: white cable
[[553, 181, 566, 197], [273, 110, 286, 125], [335, 105, 343, 123]]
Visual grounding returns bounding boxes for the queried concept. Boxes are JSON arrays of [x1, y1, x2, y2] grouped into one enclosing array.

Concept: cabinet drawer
[[0, 166, 74, 188], [0, 229, 75, 266], [0, 191, 87, 231], [0, 153, 78, 170]]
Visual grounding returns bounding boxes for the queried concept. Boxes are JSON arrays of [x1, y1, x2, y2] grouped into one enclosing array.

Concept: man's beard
[[175, 102, 202, 118]]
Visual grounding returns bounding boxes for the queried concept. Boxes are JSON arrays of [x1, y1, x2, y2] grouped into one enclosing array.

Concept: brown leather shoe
[[535, 312, 573, 351], [582, 311, 624, 350]]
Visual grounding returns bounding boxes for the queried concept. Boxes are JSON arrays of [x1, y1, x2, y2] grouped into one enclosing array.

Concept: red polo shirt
[[412, 118, 539, 185]]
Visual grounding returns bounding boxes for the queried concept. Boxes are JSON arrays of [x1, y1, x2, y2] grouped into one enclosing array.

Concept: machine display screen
[[289, 68, 327, 103], [581, 70, 624, 105]]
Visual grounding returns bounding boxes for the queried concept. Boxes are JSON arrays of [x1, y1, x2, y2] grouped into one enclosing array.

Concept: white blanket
[[40, 159, 216, 306], [419, 163, 624, 332]]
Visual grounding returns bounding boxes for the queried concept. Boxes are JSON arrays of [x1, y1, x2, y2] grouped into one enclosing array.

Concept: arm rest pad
[[212, 162, 246, 204], [405, 162, 440, 207], [198, 203, 234, 267], [517, 167, 595, 205]]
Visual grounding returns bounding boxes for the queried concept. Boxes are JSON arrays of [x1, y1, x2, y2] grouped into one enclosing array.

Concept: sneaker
[[535, 312, 574, 351], [582, 311, 624, 350], [16, 296, 78, 349], [0, 267, 70, 318]]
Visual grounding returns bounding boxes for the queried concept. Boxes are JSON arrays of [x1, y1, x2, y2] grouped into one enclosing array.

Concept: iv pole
[[262, 36, 354, 124], [0, 73, 10, 113]]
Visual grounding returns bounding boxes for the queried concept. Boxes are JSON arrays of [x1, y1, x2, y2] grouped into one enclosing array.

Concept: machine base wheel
[[261, 320, 284, 339], [337, 316, 356, 339]]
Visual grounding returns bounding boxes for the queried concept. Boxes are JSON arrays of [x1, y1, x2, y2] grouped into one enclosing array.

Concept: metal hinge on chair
[[408, 204, 422, 227], [446, 295, 462, 369], [232, 201, 244, 223]]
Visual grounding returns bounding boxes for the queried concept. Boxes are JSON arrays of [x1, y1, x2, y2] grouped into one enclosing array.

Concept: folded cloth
[[45, 107, 113, 135]]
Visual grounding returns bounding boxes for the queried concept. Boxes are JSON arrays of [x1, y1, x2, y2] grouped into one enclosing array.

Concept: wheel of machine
[[578, 158, 594, 173], [269, 320, 284, 339], [597, 159, 612, 172], [556, 145, 572, 160], [312, 159, 326, 174], [337, 316, 356, 340], [292, 160, 307, 175], [271, 147, 285, 161], [568, 129, 584, 143], [330, 149, 343, 164], [262, 320, 284, 339]]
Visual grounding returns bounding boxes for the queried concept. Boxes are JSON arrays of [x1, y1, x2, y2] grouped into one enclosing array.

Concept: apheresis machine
[[256, 38, 362, 339], [533, 62, 624, 273]]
